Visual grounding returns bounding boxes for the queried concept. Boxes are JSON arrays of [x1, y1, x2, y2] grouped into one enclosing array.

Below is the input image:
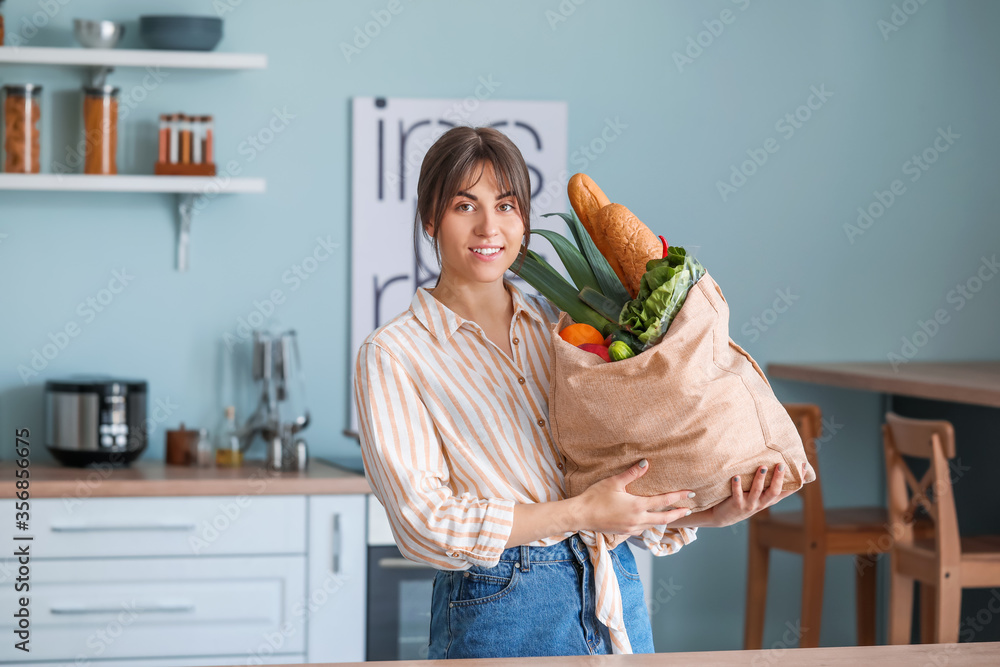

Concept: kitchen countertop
[[0, 458, 371, 498], [212, 641, 1000, 666]]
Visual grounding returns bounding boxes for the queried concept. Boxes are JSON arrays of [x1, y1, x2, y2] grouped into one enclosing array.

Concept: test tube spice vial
[[180, 114, 192, 165], [204, 115, 215, 164], [192, 115, 203, 164], [168, 113, 180, 164], [158, 114, 169, 164]]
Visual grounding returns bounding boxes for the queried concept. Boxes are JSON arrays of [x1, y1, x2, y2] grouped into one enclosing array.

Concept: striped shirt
[[354, 280, 697, 654]]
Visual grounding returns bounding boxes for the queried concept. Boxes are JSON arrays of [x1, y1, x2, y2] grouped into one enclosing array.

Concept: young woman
[[354, 126, 797, 659]]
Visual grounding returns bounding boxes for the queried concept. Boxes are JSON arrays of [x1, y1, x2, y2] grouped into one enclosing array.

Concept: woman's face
[[428, 162, 525, 289]]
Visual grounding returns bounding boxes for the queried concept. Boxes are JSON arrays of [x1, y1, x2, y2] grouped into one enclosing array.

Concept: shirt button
[[512, 337, 519, 345], [518, 377, 526, 385], [557, 462, 564, 470], [537, 419, 546, 427]]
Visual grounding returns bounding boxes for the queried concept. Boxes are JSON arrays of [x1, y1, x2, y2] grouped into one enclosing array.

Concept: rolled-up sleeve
[[354, 342, 515, 570]]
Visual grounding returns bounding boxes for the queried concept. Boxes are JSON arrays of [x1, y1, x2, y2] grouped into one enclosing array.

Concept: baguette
[[594, 203, 662, 298], [567, 174, 626, 288]]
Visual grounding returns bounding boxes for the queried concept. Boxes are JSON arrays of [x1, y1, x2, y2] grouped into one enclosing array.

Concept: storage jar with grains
[[83, 85, 119, 175], [3, 84, 42, 174]]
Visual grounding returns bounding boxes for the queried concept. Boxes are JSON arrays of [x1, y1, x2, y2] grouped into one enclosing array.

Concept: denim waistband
[[494, 534, 590, 571]]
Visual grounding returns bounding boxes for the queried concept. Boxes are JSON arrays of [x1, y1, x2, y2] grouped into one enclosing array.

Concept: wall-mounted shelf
[[0, 174, 265, 193], [0, 46, 268, 271], [0, 46, 267, 70]]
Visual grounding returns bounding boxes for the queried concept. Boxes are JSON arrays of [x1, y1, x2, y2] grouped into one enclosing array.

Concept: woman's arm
[[507, 458, 806, 548], [505, 458, 695, 548]]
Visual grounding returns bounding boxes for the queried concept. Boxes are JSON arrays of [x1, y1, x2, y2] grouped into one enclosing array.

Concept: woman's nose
[[474, 209, 500, 237]]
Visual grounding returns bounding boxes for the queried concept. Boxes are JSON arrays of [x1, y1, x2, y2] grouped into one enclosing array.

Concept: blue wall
[[2, 0, 998, 653]]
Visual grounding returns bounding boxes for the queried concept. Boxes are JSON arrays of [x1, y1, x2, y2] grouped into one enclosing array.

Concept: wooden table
[[244, 642, 1000, 666], [767, 361, 1000, 409]]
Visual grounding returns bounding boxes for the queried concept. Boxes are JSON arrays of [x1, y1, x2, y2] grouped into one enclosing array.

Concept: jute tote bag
[[549, 272, 816, 512]]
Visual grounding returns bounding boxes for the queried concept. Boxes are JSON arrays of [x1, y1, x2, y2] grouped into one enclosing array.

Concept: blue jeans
[[427, 534, 654, 658]]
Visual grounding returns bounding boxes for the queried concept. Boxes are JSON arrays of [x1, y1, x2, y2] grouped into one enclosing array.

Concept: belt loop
[[519, 545, 530, 572]]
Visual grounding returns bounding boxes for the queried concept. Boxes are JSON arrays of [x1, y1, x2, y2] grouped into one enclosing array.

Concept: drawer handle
[[51, 601, 196, 614], [51, 522, 196, 533], [332, 513, 341, 574], [377, 557, 435, 570]]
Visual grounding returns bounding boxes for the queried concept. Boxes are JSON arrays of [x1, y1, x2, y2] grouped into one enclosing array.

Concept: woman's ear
[[424, 222, 434, 238]]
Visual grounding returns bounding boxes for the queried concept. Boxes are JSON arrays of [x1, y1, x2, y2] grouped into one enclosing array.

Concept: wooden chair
[[744, 404, 932, 649], [884, 412, 1000, 644]]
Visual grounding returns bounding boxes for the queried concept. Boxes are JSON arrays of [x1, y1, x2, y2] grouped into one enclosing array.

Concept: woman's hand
[[710, 462, 805, 527], [574, 459, 694, 536]]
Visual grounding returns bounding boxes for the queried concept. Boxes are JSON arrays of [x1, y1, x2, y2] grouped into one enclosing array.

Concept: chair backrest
[[781, 403, 825, 531], [882, 412, 960, 564]]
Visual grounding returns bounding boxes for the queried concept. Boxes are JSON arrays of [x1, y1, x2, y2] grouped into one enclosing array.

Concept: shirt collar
[[409, 281, 545, 342]]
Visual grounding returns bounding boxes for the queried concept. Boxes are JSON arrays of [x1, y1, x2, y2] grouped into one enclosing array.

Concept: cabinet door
[[0, 555, 306, 663], [306, 495, 366, 663], [0, 496, 306, 558]]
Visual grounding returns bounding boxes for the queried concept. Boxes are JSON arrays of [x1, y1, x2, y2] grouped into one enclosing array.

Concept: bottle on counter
[[194, 428, 214, 467], [214, 406, 243, 467]]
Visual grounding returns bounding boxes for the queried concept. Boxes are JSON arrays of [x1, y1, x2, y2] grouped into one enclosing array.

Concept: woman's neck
[[428, 277, 513, 328]]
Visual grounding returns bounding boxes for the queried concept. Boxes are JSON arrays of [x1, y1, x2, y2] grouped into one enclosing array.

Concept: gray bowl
[[73, 19, 125, 49], [139, 15, 223, 51]]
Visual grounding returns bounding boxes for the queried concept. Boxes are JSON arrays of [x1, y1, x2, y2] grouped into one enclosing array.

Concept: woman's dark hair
[[414, 126, 531, 271]]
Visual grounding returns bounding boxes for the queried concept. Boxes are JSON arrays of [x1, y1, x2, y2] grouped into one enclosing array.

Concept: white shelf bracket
[[176, 193, 195, 272], [88, 65, 114, 88]]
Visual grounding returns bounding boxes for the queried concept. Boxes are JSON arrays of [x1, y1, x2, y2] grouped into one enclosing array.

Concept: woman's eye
[[457, 202, 474, 212], [498, 202, 515, 212]]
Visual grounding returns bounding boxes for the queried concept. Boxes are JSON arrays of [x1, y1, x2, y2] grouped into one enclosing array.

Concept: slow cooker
[[44, 375, 148, 467]]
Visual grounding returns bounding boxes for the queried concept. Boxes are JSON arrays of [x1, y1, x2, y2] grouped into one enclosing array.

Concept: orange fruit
[[558, 323, 605, 347]]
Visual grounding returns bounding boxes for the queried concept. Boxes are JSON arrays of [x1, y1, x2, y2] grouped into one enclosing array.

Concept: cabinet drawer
[[0, 555, 306, 662], [1, 496, 305, 557]]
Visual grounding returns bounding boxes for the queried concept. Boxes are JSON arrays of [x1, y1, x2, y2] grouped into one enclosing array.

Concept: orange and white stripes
[[354, 281, 697, 654]]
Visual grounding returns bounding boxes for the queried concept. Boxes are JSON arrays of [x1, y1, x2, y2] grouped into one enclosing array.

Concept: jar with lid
[[83, 85, 119, 175], [3, 84, 42, 174]]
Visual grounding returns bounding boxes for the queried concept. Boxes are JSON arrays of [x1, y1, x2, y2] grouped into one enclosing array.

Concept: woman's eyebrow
[[455, 190, 514, 201]]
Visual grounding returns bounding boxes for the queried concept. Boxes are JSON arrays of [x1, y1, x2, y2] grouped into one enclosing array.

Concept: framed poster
[[349, 97, 568, 430]]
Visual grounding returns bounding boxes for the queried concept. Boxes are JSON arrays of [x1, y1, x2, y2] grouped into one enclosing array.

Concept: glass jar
[[214, 406, 243, 468], [83, 85, 119, 175], [3, 84, 42, 174]]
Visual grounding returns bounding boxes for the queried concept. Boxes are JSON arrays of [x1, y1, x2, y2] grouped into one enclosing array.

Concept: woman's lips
[[470, 247, 504, 262]]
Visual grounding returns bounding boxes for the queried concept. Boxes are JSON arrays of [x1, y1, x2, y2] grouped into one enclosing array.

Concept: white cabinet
[[305, 495, 367, 663], [0, 492, 367, 665]]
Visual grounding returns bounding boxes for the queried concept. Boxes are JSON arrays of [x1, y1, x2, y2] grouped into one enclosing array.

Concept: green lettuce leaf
[[619, 246, 706, 348]]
